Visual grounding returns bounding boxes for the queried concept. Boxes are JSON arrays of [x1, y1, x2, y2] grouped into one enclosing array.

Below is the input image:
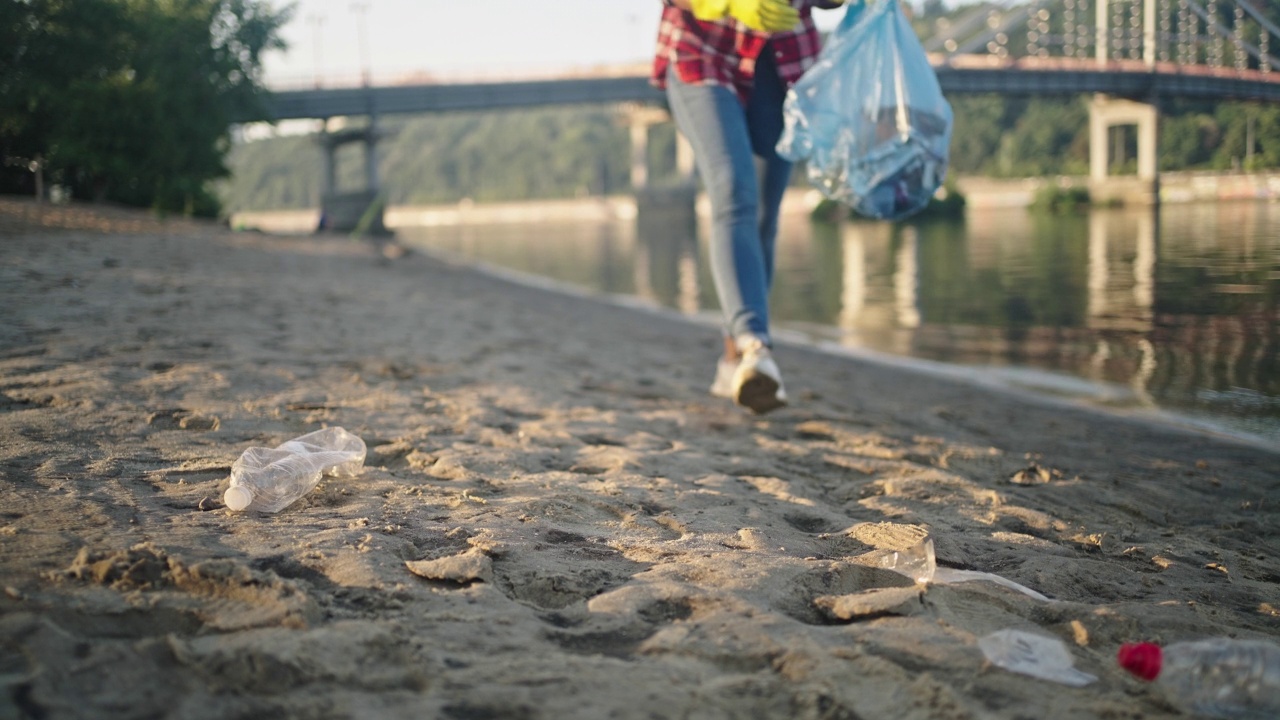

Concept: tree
[[0, 0, 289, 215], [1, 0, 128, 194]]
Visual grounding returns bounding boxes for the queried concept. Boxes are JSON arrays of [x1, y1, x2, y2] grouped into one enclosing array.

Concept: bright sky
[[265, 0, 662, 87], [262, 0, 849, 88]]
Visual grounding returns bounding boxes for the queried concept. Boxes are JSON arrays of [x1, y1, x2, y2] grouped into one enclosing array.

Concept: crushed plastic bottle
[[223, 427, 367, 513], [1118, 638, 1280, 719], [979, 629, 1098, 687]]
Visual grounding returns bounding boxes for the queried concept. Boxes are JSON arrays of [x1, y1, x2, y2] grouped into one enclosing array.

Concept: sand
[[1, 197, 1277, 720]]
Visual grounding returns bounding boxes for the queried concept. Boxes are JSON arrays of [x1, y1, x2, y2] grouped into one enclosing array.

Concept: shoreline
[[414, 242, 1280, 456], [2, 198, 1277, 720], [225, 170, 1280, 233]]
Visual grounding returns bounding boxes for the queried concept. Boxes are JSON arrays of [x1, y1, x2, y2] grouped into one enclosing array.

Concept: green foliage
[[1030, 184, 1090, 213], [221, 107, 634, 213], [1154, 100, 1280, 171], [996, 99, 1088, 176], [947, 96, 1095, 177], [1161, 111, 1221, 169], [947, 96, 1016, 175], [221, 91, 1280, 215], [1, 1, 128, 169], [1, 0, 289, 215], [1210, 103, 1280, 171], [809, 198, 845, 223]]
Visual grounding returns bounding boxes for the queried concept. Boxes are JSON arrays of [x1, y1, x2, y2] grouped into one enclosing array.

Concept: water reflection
[[398, 200, 1280, 442], [634, 199, 701, 315]]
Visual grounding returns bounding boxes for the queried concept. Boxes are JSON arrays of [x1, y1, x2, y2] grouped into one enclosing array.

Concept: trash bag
[[776, 0, 953, 221]]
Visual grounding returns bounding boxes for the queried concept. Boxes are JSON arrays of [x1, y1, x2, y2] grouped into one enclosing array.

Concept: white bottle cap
[[224, 486, 253, 512]]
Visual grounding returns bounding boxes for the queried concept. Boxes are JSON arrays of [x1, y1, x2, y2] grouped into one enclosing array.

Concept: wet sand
[[1, 198, 1277, 719]]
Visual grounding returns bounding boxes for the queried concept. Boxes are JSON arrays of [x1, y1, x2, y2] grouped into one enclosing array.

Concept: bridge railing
[[925, 0, 1277, 74], [254, 0, 1280, 119]]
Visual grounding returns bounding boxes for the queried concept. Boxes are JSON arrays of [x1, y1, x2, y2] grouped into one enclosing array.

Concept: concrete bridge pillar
[[625, 104, 699, 255], [1089, 95, 1160, 204], [316, 115, 389, 235], [364, 115, 381, 195], [322, 132, 338, 202], [625, 105, 683, 190]]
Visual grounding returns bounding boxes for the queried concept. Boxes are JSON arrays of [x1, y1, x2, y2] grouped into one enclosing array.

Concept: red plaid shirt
[[652, 1, 834, 104]]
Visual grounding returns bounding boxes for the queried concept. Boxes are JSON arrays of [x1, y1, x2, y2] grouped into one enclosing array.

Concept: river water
[[397, 200, 1280, 445]]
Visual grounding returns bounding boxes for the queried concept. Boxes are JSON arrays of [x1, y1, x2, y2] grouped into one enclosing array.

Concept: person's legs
[[667, 68, 788, 413], [745, 44, 794, 293], [665, 69, 772, 349]]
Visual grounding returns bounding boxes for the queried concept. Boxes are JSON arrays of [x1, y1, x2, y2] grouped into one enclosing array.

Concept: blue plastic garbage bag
[[777, 0, 953, 221]]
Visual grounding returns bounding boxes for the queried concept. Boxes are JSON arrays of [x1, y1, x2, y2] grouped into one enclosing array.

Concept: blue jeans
[[665, 47, 792, 348]]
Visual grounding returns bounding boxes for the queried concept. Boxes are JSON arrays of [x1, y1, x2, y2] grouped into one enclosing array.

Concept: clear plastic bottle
[[223, 427, 367, 513], [1118, 638, 1280, 719]]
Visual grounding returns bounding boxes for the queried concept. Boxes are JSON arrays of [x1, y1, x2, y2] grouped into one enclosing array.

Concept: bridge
[[256, 59, 1279, 117], [247, 0, 1280, 231]]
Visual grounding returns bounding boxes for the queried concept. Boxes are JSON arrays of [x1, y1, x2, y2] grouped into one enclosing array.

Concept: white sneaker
[[709, 356, 738, 399], [731, 338, 787, 414]]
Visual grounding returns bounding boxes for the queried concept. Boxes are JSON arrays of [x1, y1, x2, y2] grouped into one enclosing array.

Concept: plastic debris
[[1119, 637, 1280, 719], [777, 0, 953, 221], [223, 427, 366, 513], [980, 629, 1098, 687], [858, 537, 1049, 601]]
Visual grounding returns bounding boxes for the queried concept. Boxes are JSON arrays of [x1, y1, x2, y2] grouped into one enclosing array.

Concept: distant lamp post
[[307, 12, 326, 88], [351, 1, 371, 86]]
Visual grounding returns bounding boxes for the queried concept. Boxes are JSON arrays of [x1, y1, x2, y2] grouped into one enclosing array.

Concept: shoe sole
[[735, 371, 786, 415]]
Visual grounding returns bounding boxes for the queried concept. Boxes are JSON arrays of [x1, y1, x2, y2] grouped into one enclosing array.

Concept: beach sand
[[1, 198, 1276, 719]]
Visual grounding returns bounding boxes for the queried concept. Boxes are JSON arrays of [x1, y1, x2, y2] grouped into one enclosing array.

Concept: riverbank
[[2, 197, 1277, 719], [228, 170, 1280, 233]]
